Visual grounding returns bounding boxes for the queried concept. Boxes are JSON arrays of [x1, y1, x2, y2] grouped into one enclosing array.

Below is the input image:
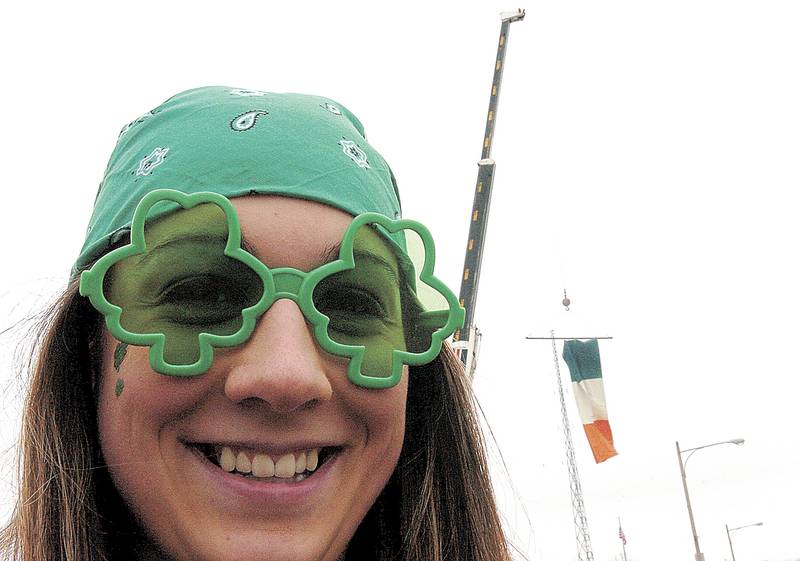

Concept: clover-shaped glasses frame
[[79, 189, 465, 389]]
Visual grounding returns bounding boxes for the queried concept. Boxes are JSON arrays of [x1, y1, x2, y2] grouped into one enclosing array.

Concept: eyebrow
[[317, 243, 342, 266], [316, 242, 399, 281], [240, 235, 259, 256], [136, 233, 230, 266]]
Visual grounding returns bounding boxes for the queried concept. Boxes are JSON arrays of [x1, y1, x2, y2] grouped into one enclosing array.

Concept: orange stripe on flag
[[583, 420, 618, 463]]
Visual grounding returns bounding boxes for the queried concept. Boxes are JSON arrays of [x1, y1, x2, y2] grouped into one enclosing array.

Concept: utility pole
[[725, 524, 736, 561], [725, 521, 763, 561], [676, 438, 744, 561], [676, 441, 704, 561]]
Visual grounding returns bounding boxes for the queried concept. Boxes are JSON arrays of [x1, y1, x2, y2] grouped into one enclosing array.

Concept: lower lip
[[185, 444, 340, 509]]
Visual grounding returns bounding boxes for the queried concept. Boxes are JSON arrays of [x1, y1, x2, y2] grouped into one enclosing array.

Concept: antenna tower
[[550, 332, 595, 561]]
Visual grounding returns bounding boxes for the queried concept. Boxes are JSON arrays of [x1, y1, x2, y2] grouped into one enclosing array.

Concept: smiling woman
[[0, 87, 515, 561]]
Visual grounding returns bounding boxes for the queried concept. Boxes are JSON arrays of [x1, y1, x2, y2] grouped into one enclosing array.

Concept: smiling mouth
[[187, 443, 340, 483]]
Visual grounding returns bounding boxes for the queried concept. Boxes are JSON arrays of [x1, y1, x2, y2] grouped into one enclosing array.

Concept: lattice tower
[[551, 333, 595, 561]]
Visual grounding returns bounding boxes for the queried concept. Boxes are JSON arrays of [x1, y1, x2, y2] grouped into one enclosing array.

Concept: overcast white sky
[[1, 2, 799, 560]]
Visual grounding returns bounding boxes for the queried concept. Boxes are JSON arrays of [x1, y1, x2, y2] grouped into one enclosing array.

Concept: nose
[[223, 298, 333, 413]]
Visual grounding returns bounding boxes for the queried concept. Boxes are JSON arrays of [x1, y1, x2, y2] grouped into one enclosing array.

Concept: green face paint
[[114, 378, 125, 398], [113, 341, 128, 371], [80, 190, 464, 389]]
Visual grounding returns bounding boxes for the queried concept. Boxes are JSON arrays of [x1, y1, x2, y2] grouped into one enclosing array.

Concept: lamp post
[[675, 438, 745, 561], [725, 521, 763, 561]]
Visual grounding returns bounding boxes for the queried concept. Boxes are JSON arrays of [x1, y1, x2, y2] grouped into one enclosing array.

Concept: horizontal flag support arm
[[525, 336, 614, 340]]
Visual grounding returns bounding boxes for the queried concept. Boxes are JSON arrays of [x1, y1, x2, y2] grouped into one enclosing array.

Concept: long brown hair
[[1, 281, 516, 560]]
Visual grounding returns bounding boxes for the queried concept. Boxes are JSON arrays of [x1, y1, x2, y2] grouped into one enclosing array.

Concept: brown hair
[[1, 281, 516, 561]]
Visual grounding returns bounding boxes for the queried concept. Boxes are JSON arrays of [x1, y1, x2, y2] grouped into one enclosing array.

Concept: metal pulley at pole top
[[452, 9, 525, 379]]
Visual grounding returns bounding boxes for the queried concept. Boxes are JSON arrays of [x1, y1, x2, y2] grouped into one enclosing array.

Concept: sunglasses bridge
[[271, 268, 311, 301]]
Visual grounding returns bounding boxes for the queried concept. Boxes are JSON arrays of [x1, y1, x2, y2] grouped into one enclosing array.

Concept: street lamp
[[725, 521, 763, 561], [676, 439, 745, 561]]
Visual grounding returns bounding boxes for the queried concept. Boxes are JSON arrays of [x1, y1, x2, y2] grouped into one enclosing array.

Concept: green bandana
[[75, 86, 403, 275]]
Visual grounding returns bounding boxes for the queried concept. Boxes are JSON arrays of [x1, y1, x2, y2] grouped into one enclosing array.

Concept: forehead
[[232, 196, 398, 272], [231, 196, 351, 270]]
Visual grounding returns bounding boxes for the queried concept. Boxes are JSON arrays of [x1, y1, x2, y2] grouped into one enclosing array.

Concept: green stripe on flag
[[562, 339, 603, 382]]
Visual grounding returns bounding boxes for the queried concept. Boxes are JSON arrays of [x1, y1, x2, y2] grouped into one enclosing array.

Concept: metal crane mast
[[452, 9, 525, 378]]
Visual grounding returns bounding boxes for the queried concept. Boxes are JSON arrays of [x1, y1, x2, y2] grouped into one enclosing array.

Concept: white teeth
[[235, 451, 251, 474], [275, 454, 295, 478], [307, 448, 319, 471], [252, 454, 275, 478], [219, 447, 236, 472], [295, 451, 307, 473], [215, 446, 325, 478]]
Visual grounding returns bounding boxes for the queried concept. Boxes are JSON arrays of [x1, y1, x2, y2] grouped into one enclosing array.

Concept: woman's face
[[97, 196, 408, 561]]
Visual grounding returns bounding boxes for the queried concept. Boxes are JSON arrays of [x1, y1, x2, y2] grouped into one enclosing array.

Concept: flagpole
[[618, 517, 628, 561]]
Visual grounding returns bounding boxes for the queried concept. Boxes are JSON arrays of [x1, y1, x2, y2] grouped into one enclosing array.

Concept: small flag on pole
[[619, 523, 627, 545], [562, 339, 618, 463]]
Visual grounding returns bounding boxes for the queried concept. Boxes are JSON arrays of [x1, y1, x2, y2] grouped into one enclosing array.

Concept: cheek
[[341, 367, 408, 464], [96, 333, 207, 467]]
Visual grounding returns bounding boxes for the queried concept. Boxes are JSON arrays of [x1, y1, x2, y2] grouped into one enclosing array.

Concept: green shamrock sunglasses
[[79, 189, 464, 389]]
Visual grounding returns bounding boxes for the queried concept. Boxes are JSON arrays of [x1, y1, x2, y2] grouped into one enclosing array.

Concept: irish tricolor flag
[[562, 339, 618, 463]]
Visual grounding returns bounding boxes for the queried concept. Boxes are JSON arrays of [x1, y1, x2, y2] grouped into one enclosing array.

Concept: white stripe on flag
[[572, 378, 609, 423]]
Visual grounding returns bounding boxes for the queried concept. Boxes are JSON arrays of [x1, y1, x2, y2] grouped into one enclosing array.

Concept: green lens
[[312, 224, 407, 378], [104, 202, 263, 365], [400, 227, 452, 355]]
